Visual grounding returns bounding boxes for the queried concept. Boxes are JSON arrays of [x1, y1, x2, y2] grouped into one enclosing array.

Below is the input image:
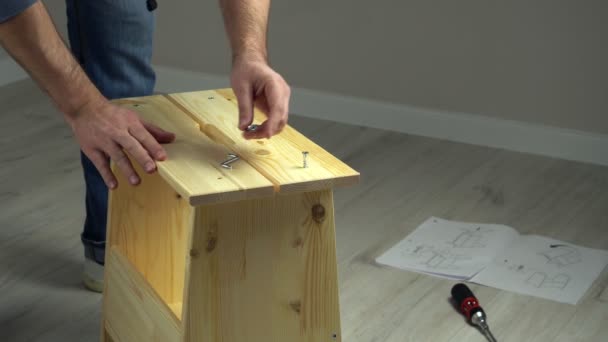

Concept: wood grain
[[104, 248, 181, 342], [106, 157, 193, 312], [167, 90, 360, 193], [183, 190, 341, 342], [114, 96, 275, 206]]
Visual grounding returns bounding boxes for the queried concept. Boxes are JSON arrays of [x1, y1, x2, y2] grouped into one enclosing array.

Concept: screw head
[[302, 151, 309, 168], [246, 124, 259, 132]]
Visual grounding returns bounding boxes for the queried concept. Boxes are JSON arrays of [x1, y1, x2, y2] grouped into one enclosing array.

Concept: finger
[[87, 149, 117, 189], [107, 144, 140, 185], [260, 81, 290, 137], [142, 121, 175, 145], [242, 123, 270, 140], [131, 122, 169, 161], [233, 84, 254, 130], [116, 132, 157, 174]]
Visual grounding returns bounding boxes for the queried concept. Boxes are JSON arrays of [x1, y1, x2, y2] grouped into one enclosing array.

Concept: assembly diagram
[[400, 244, 471, 270], [449, 227, 492, 248], [526, 272, 571, 290], [538, 245, 582, 268]]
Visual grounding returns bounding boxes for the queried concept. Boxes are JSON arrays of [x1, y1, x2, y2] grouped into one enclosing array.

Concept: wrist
[[232, 49, 268, 66], [62, 93, 107, 127]]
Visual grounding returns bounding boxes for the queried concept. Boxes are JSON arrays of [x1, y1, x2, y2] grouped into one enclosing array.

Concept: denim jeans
[[65, 0, 156, 265]]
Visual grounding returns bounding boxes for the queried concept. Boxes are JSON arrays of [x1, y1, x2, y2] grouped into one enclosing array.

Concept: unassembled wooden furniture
[[100, 89, 359, 342]]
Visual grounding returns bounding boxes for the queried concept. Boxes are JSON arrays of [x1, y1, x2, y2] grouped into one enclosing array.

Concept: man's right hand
[[69, 99, 175, 189]]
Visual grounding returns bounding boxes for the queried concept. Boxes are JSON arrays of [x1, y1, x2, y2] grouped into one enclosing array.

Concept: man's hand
[[218, 0, 290, 139], [1, 2, 177, 189], [231, 56, 290, 139], [70, 99, 175, 189]]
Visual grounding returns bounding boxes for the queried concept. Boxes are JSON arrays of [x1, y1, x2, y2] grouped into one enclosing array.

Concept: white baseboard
[[2, 59, 607, 167], [154, 65, 608, 167], [0, 57, 28, 87]]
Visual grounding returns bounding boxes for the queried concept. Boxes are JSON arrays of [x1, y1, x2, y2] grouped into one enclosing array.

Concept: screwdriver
[[451, 283, 498, 342]]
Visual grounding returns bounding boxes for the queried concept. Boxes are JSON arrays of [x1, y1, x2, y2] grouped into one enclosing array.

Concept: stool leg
[[101, 165, 192, 341]]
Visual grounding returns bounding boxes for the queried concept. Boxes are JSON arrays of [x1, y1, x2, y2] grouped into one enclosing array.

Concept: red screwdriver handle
[[460, 296, 482, 320], [451, 283, 484, 321]]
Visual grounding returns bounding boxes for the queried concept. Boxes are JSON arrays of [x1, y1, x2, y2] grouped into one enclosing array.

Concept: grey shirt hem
[[0, 0, 39, 24]]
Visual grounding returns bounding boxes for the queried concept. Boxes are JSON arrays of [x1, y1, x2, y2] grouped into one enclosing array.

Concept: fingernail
[[108, 181, 117, 189], [156, 152, 166, 160], [145, 161, 155, 172], [129, 175, 140, 185]]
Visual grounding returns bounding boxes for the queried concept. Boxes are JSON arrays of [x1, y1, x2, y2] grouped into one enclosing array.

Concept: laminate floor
[[1, 79, 607, 341]]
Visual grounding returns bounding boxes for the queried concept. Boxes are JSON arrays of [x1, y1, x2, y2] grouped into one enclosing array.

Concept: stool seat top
[[114, 89, 359, 206]]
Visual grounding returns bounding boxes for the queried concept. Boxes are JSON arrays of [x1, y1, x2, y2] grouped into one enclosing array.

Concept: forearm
[[219, 0, 270, 63], [0, 1, 104, 124]]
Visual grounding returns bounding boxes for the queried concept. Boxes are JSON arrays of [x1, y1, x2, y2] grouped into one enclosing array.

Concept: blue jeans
[[65, 0, 156, 265]]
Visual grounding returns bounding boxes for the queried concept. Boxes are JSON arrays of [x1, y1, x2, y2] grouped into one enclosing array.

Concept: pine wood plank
[[216, 89, 361, 192], [104, 248, 182, 342], [103, 322, 117, 342], [183, 190, 341, 342], [114, 96, 275, 206], [106, 158, 193, 310], [168, 302, 183, 319], [166, 90, 360, 193]]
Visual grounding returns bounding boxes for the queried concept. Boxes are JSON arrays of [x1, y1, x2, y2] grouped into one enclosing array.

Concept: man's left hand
[[230, 56, 291, 139]]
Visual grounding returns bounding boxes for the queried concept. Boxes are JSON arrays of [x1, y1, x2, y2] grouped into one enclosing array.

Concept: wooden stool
[[100, 89, 359, 342]]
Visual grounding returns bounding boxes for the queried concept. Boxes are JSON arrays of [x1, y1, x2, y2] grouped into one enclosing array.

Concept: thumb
[[234, 84, 254, 130]]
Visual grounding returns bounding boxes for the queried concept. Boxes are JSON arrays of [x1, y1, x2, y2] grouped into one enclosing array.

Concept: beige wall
[[19, 1, 608, 134], [154, 0, 608, 134]]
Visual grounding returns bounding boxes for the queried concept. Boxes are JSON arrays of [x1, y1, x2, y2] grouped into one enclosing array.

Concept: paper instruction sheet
[[376, 217, 608, 304]]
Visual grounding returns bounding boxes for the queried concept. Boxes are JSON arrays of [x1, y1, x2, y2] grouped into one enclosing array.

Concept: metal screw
[[246, 124, 259, 132], [302, 151, 309, 168], [221, 153, 239, 169]]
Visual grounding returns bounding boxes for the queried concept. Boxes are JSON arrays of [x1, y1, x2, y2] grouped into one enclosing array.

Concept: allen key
[[221, 153, 239, 169]]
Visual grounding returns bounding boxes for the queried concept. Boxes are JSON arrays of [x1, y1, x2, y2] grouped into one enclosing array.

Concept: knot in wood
[[289, 300, 302, 314], [206, 236, 217, 252], [312, 204, 326, 224], [292, 237, 303, 248]]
